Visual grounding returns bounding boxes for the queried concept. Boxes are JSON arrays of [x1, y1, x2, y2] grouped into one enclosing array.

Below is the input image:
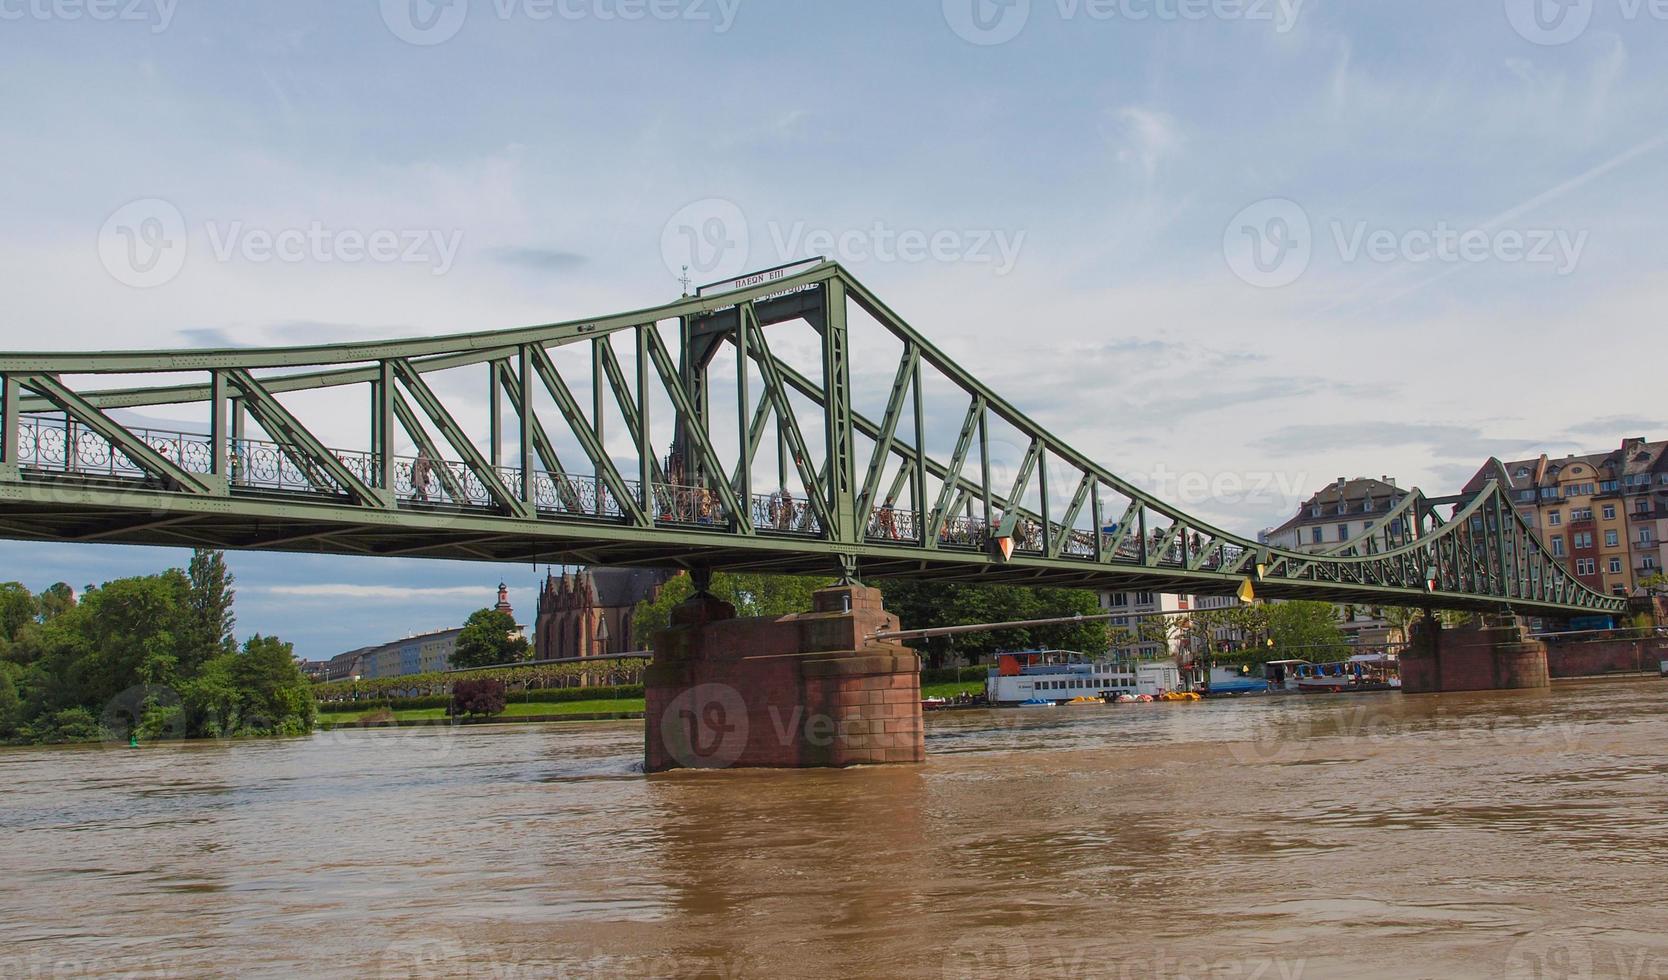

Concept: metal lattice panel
[[0, 262, 1625, 616]]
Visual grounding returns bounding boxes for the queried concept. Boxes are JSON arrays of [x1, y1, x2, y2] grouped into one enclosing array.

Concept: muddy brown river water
[[1, 678, 1665, 979]]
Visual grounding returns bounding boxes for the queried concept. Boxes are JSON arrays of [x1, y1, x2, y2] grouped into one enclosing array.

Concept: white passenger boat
[[985, 650, 1183, 706]]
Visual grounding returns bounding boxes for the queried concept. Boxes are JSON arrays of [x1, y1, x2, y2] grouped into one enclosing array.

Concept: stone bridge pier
[[644, 583, 924, 773], [1400, 614, 1550, 694]]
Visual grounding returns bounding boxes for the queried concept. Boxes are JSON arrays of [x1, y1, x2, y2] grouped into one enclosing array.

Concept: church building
[[534, 567, 672, 660]]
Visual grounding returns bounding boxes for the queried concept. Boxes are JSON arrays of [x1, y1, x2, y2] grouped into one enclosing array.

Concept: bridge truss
[[0, 261, 1624, 617]]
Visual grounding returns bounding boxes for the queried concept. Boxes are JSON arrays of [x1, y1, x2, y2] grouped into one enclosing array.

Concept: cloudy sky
[[1, 0, 1663, 658]]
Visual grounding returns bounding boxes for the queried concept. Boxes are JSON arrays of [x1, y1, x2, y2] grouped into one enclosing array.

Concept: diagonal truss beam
[[740, 306, 834, 535], [226, 369, 378, 505], [390, 359, 530, 518], [524, 345, 648, 527], [640, 326, 749, 532], [19, 374, 217, 495]]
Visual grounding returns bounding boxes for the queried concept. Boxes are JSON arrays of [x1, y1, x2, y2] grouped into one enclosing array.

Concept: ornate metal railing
[[0, 260, 1628, 614]]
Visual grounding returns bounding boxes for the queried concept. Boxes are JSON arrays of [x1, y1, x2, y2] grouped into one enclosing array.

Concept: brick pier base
[[1400, 615, 1550, 694], [644, 584, 924, 773]]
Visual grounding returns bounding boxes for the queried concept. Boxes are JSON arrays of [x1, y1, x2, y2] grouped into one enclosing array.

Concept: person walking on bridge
[[411, 447, 435, 502]]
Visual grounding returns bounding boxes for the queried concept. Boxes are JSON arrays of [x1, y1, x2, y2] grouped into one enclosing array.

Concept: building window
[[1337, 524, 1350, 541], [1645, 556, 1660, 571], [1602, 505, 1617, 520], [1311, 527, 1323, 544], [1547, 511, 1562, 526], [1642, 528, 1657, 545], [1552, 536, 1565, 557], [1576, 559, 1596, 576], [1574, 533, 1592, 549], [1609, 558, 1623, 574], [1605, 530, 1619, 548]]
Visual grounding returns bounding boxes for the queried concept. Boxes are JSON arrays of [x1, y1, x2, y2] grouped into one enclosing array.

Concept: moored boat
[[985, 650, 1182, 706]]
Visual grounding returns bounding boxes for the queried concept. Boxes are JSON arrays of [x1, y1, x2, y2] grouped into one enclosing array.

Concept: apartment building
[[1465, 437, 1668, 598], [1262, 476, 1411, 644]]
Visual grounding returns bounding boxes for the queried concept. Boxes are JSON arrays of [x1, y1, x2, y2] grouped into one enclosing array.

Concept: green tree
[[183, 635, 314, 738], [3, 561, 307, 746], [631, 572, 835, 644], [36, 582, 76, 623], [1639, 572, 1668, 598], [1266, 600, 1349, 659], [1379, 606, 1428, 644], [0, 661, 22, 740], [452, 609, 531, 670], [184, 550, 237, 674], [875, 580, 1107, 666], [0, 583, 37, 641]]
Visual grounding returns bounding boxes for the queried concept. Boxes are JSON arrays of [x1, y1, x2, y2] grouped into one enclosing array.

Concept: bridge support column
[[1400, 615, 1549, 694], [644, 584, 924, 773]]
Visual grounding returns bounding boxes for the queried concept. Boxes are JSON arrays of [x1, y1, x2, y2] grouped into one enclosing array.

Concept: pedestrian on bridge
[[411, 448, 435, 502]]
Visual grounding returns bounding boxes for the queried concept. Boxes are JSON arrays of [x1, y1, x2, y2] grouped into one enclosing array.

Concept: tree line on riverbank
[[627, 573, 1353, 666], [0, 551, 314, 745]]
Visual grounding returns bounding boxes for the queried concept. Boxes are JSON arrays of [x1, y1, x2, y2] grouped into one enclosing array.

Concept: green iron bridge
[[0, 261, 1625, 618]]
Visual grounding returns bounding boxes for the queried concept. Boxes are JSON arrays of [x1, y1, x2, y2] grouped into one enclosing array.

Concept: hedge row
[[318, 684, 645, 714]]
